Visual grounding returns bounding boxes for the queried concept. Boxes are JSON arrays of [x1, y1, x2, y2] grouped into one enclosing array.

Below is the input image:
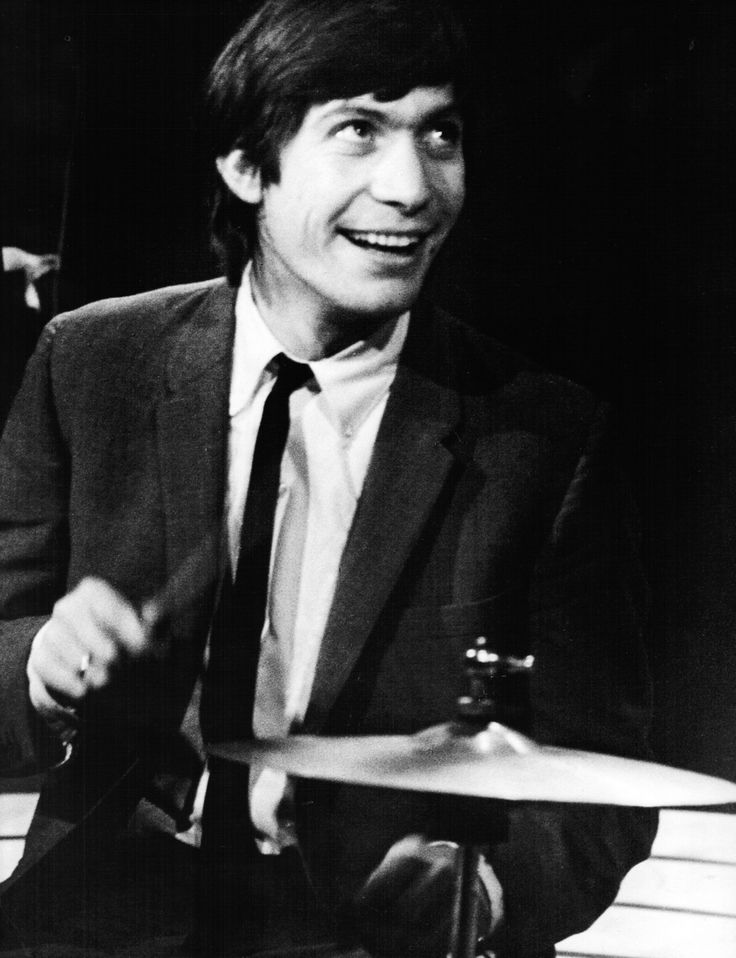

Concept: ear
[[216, 150, 263, 204]]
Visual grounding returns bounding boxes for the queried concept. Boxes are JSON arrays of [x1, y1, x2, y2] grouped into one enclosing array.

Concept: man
[[0, 1, 656, 956]]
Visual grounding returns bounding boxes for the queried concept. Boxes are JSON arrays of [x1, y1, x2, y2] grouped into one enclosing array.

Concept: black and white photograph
[[1, 2, 735, 956]]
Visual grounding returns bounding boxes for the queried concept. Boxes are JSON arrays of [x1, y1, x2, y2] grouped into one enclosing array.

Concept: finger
[[29, 628, 89, 702], [390, 863, 455, 943], [364, 837, 456, 922], [353, 837, 459, 958], [54, 633, 117, 691], [27, 666, 80, 735], [35, 578, 150, 698], [59, 577, 151, 658], [357, 835, 428, 907], [31, 613, 111, 698]]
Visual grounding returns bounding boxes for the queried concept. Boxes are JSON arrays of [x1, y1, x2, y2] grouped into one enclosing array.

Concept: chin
[[348, 280, 424, 318]]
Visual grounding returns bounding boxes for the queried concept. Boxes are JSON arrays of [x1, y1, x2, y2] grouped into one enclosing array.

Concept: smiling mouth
[[340, 229, 428, 255]]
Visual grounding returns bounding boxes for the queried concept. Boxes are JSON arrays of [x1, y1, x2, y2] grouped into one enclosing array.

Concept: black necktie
[[201, 353, 310, 745], [197, 355, 310, 952]]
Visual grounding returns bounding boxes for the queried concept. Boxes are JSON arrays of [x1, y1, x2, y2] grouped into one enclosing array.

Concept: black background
[[3, 0, 736, 785]]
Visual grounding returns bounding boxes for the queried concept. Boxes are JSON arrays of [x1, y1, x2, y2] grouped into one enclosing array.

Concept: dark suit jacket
[[0, 278, 656, 956]]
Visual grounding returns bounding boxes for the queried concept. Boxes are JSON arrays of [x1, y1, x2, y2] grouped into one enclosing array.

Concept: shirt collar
[[308, 311, 409, 439], [230, 265, 409, 437], [229, 267, 285, 417]]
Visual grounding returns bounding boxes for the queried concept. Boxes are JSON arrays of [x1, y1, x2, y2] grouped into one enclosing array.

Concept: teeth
[[347, 231, 421, 249]]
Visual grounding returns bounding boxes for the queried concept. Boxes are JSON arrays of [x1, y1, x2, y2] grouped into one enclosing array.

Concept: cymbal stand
[[449, 843, 484, 958], [448, 638, 534, 958]]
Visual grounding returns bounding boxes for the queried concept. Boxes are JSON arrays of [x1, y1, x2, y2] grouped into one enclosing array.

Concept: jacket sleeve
[[485, 403, 658, 956], [0, 321, 71, 774]]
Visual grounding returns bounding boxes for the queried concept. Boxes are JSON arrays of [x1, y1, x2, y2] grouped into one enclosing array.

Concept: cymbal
[[209, 722, 736, 807]]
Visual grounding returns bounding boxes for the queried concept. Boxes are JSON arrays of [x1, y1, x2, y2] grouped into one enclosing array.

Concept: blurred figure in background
[[0, 245, 59, 428], [2, 246, 59, 312]]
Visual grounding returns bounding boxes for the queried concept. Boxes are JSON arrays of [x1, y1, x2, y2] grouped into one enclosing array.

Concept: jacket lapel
[[155, 289, 470, 732], [303, 305, 466, 732], [156, 281, 236, 623]]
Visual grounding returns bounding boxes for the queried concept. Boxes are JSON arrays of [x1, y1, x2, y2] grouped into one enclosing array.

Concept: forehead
[[305, 84, 459, 128]]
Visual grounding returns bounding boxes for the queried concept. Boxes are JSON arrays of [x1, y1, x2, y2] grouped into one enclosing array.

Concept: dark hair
[[205, 0, 470, 284]]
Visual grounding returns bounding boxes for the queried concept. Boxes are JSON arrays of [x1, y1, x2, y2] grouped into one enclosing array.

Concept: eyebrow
[[318, 100, 461, 127]]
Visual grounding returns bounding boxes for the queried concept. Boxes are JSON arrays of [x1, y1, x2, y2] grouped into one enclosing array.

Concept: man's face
[[250, 84, 465, 333]]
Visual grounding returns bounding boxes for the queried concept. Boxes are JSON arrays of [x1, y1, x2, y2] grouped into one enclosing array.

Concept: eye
[[424, 119, 463, 154], [334, 120, 375, 144]]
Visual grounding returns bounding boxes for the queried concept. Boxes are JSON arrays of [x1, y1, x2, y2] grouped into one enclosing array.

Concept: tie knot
[[274, 354, 311, 394]]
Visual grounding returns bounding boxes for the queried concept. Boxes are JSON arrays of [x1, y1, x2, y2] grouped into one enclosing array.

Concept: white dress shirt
[[224, 269, 409, 850]]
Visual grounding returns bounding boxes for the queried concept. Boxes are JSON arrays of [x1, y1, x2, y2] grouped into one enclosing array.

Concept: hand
[[27, 576, 150, 725], [351, 835, 491, 958], [2, 246, 60, 310]]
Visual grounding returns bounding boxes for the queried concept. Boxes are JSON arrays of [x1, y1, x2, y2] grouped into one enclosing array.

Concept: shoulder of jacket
[[431, 304, 598, 411], [47, 277, 227, 337], [31, 278, 231, 401]]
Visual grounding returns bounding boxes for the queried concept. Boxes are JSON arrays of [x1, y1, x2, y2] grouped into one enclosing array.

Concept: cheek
[[441, 169, 466, 222], [259, 192, 310, 255], [300, 210, 326, 250], [281, 180, 334, 242]]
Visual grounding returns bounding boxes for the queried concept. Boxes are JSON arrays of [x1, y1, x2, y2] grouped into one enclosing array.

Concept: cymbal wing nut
[[457, 637, 534, 725]]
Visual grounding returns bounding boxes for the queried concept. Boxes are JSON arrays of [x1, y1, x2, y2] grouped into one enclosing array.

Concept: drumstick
[[139, 529, 223, 651]]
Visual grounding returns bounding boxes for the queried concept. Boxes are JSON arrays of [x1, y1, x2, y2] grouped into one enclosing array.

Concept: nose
[[369, 135, 431, 212]]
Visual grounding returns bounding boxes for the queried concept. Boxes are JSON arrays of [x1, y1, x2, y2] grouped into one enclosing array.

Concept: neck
[[248, 261, 399, 361]]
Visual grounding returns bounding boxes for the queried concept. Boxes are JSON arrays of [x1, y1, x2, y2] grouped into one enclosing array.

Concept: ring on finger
[[78, 652, 91, 680]]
